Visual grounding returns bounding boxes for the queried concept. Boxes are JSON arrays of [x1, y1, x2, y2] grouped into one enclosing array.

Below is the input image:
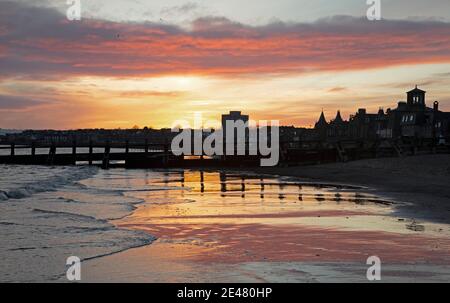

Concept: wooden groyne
[[0, 141, 171, 169], [0, 139, 448, 169], [0, 140, 265, 169]]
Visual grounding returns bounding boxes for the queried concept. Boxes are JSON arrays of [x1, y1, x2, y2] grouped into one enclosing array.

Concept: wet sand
[[82, 167, 450, 282], [253, 154, 450, 224], [83, 242, 450, 283]]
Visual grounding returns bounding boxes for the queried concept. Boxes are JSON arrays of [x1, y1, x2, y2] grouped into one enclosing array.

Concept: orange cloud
[[1, 2, 450, 79]]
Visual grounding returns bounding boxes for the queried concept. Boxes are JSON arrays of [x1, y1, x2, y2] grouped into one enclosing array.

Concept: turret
[[434, 101, 439, 112], [406, 85, 426, 108], [334, 110, 344, 124], [315, 111, 328, 129]]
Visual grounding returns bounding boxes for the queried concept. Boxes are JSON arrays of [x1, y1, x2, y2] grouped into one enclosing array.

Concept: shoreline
[[80, 158, 450, 282], [82, 241, 450, 283], [247, 154, 450, 224]]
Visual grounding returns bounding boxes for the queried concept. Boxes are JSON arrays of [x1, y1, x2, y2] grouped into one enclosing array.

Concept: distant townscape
[[1, 86, 449, 167], [2, 87, 449, 145], [311, 86, 450, 143]]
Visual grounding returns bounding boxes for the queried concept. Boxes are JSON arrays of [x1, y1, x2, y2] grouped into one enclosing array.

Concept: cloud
[[434, 72, 450, 77], [328, 87, 348, 93], [161, 2, 200, 17], [0, 94, 48, 110], [1, 2, 450, 79], [118, 90, 186, 98]]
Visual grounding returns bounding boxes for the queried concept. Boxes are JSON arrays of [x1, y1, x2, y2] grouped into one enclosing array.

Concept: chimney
[[433, 101, 439, 111]]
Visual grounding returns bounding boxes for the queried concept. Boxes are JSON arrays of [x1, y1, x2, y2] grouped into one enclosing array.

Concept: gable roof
[[407, 85, 426, 94], [315, 111, 328, 128], [334, 110, 343, 123], [318, 111, 327, 124]]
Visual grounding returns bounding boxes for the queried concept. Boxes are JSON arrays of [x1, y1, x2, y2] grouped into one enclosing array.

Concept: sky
[[1, 0, 450, 129]]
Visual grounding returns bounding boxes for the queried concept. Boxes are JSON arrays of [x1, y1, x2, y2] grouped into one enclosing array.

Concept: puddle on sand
[[112, 170, 450, 264]]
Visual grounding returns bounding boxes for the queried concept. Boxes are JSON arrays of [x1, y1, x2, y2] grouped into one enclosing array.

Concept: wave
[[0, 166, 159, 282], [32, 208, 109, 224], [0, 166, 97, 201], [81, 235, 156, 262], [126, 186, 184, 191], [0, 191, 8, 201]]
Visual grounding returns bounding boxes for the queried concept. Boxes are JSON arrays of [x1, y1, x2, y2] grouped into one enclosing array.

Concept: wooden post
[[72, 140, 77, 156], [200, 145, 204, 160], [10, 142, 15, 157], [102, 141, 110, 169], [145, 139, 149, 154], [163, 140, 169, 166], [105, 144, 110, 168], [88, 140, 93, 166], [125, 140, 129, 167], [72, 139, 77, 165], [48, 143, 56, 165], [31, 141, 36, 157]]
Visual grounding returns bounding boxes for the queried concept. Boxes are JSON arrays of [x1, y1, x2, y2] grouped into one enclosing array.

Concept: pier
[[0, 140, 267, 168], [0, 141, 172, 168], [0, 138, 448, 169]]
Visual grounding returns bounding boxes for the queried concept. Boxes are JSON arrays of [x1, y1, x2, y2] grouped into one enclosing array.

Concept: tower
[[315, 111, 328, 129], [334, 110, 344, 124], [315, 111, 328, 140], [406, 85, 426, 108]]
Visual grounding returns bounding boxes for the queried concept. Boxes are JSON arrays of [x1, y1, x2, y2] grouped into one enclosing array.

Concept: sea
[[0, 143, 167, 281], [2, 147, 449, 282], [0, 164, 165, 282]]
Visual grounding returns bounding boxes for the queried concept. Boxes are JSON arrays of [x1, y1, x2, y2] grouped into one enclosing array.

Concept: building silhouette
[[314, 86, 450, 143], [221, 111, 250, 154], [2, 87, 449, 152], [221, 111, 249, 129]]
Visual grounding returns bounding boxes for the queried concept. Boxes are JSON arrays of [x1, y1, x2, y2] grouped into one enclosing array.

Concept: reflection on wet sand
[[112, 170, 450, 267], [158, 171, 390, 205]]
